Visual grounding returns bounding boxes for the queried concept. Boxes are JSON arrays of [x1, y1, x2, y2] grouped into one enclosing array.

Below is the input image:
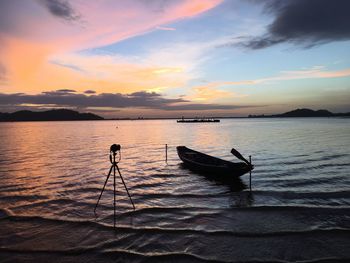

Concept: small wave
[[281, 155, 349, 165], [1, 214, 350, 263], [3, 206, 349, 237], [114, 205, 350, 217], [1, 247, 348, 263], [0, 194, 48, 202], [132, 192, 230, 199], [255, 174, 346, 187], [146, 173, 181, 179], [252, 190, 350, 199], [0, 247, 224, 263], [232, 205, 350, 213], [0, 208, 13, 218], [131, 182, 166, 189], [322, 153, 349, 160], [0, 184, 37, 193], [10, 197, 99, 212]]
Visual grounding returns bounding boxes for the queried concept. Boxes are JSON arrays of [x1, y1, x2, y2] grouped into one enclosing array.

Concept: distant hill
[[0, 109, 104, 122], [248, 108, 350, 118], [278, 108, 334, 117]]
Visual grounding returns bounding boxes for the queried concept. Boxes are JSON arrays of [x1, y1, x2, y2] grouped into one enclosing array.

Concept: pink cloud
[[1, 0, 222, 50], [0, 0, 223, 93]]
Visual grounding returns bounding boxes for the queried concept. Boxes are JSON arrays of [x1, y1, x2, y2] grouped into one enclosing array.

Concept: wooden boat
[[177, 146, 253, 177]]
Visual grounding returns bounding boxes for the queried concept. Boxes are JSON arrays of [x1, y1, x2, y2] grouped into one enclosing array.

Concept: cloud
[[0, 90, 247, 111], [42, 89, 76, 95], [0, 0, 222, 93], [187, 81, 251, 101], [37, 0, 80, 21], [4, 36, 232, 95], [156, 26, 176, 31], [256, 66, 350, 83], [183, 66, 350, 102], [84, 90, 96, 94], [45, 52, 191, 94], [160, 103, 245, 111], [0, 0, 222, 49], [50, 60, 86, 73], [242, 0, 350, 49], [196, 66, 350, 87]]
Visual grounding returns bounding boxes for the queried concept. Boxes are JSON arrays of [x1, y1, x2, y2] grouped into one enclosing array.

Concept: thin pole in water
[[249, 155, 252, 192], [165, 144, 168, 163]]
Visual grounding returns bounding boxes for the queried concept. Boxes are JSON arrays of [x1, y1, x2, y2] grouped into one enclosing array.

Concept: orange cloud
[[186, 67, 350, 93], [1, 36, 55, 92], [0, 0, 223, 93], [182, 66, 350, 105], [45, 53, 189, 94], [188, 81, 251, 101], [256, 66, 350, 83]]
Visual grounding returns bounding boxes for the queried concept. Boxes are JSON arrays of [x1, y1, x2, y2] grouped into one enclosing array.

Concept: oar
[[231, 148, 251, 166]]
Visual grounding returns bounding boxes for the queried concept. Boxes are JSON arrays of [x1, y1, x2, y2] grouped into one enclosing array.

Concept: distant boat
[[177, 146, 253, 177], [177, 117, 220, 123]]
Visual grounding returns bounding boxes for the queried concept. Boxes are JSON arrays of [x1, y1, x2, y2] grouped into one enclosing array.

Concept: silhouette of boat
[[177, 146, 253, 177], [177, 117, 220, 123]]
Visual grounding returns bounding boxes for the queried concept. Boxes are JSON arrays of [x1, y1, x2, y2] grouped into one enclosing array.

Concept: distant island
[[248, 108, 350, 118], [0, 109, 104, 122], [0, 108, 349, 122]]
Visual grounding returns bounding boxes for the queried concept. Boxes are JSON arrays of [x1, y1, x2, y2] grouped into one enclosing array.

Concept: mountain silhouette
[[249, 108, 350, 118], [278, 108, 334, 117], [0, 109, 104, 122]]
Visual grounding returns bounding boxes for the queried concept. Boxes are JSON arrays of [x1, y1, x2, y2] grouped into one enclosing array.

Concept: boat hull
[[177, 146, 252, 178]]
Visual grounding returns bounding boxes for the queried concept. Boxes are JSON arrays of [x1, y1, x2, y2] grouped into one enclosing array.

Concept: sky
[[0, 0, 349, 118]]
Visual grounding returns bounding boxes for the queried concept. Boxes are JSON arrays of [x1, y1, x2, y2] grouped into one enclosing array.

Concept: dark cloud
[[242, 0, 350, 49], [0, 90, 249, 111], [84, 90, 96, 94], [37, 0, 80, 21], [41, 89, 76, 96], [0, 0, 80, 37], [56, 89, 76, 93]]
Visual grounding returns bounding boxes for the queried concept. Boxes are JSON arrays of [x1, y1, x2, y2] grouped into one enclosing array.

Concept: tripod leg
[[116, 165, 135, 210], [113, 165, 116, 229], [94, 165, 113, 214]]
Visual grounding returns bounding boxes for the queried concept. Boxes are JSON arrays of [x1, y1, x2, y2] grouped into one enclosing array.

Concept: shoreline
[[0, 115, 349, 122]]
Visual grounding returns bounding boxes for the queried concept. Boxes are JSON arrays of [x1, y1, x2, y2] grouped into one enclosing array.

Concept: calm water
[[0, 118, 349, 262]]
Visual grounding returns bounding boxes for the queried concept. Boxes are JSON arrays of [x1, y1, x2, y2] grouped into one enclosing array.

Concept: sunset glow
[[0, 0, 349, 117]]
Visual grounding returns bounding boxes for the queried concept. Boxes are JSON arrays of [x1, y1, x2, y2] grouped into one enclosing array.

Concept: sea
[[0, 118, 349, 262]]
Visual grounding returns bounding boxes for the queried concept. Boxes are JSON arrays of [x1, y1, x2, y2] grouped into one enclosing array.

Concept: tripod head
[[110, 144, 121, 154], [110, 144, 121, 164]]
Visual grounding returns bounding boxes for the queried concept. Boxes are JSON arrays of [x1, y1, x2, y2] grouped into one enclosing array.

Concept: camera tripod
[[94, 144, 135, 228]]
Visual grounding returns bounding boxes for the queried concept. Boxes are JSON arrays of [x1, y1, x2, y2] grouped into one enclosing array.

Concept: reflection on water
[[0, 118, 350, 262], [178, 162, 248, 192]]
